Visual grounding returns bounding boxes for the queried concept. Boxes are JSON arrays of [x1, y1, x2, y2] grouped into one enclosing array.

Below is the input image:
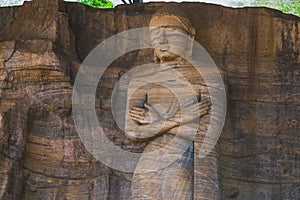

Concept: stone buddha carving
[[123, 5, 211, 200]]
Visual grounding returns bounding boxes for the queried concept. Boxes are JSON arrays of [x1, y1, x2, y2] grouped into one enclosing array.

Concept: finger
[[200, 109, 208, 114], [129, 109, 144, 115], [198, 100, 211, 107], [199, 107, 210, 113], [129, 113, 143, 119], [198, 124, 207, 130], [131, 106, 145, 112], [189, 107, 210, 115], [186, 104, 209, 112], [201, 97, 211, 102], [184, 100, 209, 111], [144, 103, 151, 109], [199, 110, 208, 117], [198, 103, 211, 110], [130, 116, 143, 123], [186, 107, 209, 114], [183, 100, 195, 108], [199, 99, 211, 103]]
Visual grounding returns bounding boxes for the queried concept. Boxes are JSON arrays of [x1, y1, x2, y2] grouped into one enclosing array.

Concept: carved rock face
[[0, 1, 299, 199], [150, 26, 192, 62], [149, 7, 195, 63]]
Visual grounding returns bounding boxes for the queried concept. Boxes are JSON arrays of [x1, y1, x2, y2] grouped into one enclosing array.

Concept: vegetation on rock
[[78, 0, 114, 8], [230, 0, 300, 17]]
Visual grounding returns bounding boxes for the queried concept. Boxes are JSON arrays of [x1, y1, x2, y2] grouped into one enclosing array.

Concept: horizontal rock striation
[[0, 0, 299, 199]]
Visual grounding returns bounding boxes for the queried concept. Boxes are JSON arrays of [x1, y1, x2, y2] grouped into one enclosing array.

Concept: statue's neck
[[159, 58, 189, 69]]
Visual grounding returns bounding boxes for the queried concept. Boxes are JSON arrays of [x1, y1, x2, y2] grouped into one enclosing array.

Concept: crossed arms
[[125, 98, 211, 141]]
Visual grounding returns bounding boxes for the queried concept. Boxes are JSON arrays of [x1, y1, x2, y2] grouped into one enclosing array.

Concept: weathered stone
[[0, 0, 299, 199]]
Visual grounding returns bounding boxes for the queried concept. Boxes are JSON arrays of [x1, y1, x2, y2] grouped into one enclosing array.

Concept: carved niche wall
[[0, 0, 299, 199]]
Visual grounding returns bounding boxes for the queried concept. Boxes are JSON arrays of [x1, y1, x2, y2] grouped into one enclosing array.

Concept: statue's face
[[150, 25, 191, 63]]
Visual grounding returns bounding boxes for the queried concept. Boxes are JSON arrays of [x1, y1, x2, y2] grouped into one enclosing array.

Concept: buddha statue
[[124, 5, 211, 200]]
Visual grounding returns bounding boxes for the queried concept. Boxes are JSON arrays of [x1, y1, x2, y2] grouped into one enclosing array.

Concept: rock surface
[[0, 0, 299, 199]]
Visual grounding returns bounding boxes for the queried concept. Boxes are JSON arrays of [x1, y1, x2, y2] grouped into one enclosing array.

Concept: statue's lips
[[156, 45, 170, 51]]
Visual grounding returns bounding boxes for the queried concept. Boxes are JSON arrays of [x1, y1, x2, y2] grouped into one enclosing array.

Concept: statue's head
[[149, 5, 195, 63]]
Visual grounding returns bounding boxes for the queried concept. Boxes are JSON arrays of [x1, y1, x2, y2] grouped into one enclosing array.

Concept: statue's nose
[[159, 29, 168, 44]]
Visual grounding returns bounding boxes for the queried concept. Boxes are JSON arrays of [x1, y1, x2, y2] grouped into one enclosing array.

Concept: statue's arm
[[125, 120, 180, 142], [126, 99, 211, 141], [126, 100, 180, 141], [166, 98, 211, 124]]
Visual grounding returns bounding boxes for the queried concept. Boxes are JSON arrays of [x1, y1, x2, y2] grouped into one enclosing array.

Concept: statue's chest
[[146, 81, 200, 112]]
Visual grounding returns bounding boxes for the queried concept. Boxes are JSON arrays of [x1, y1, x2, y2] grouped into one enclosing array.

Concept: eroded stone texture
[[0, 0, 109, 199], [0, 0, 299, 199]]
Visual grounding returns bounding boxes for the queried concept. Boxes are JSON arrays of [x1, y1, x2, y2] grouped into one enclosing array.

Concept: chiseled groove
[[22, 167, 106, 181], [26, 139, 52, 147], [227, 98, 299, 104], [221, 174, 300, 185], [219, 152, 300, 159], [9, 66, 60, 71], [0, 151, 19, 163]]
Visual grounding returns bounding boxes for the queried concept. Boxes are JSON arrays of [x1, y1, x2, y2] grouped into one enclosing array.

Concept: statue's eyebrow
[[150, 26, 190, 35], [149, 27, 160, 33]]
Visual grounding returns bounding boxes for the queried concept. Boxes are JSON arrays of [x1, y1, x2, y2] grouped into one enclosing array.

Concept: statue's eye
[[150, 28, 160, 37], [150, 29, 161, 43], [150, 38, 159, 46]]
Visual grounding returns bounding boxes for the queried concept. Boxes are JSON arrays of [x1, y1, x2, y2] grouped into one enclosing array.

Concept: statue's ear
[[154, 55, 160, 63], [190, 27, 195, 39], [188, 28, 195, 57]]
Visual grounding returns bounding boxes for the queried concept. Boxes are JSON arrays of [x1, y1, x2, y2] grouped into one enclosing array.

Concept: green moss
[[78, 0, 114, 9], [230, 0, 300, 17], [252, 0, 300, 17]]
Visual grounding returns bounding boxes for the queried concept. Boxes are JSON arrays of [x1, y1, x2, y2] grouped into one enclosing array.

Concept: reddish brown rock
[[0, 0, 299, 199]]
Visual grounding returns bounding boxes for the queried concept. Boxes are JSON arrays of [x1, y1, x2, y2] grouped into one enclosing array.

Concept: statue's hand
[[169, 98, 211, 124], [195, 99, 211, 118], [186, 98, 211, 119], [129, 103, 161, 124]]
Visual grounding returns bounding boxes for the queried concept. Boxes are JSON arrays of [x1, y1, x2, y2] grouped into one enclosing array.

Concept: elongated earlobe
[[188, 34, 195, 57], [188, 39, 194, 57], [154, 55, 160, 63]]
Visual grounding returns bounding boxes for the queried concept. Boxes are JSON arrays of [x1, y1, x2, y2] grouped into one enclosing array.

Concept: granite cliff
[[0, 0, 299, 199]]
